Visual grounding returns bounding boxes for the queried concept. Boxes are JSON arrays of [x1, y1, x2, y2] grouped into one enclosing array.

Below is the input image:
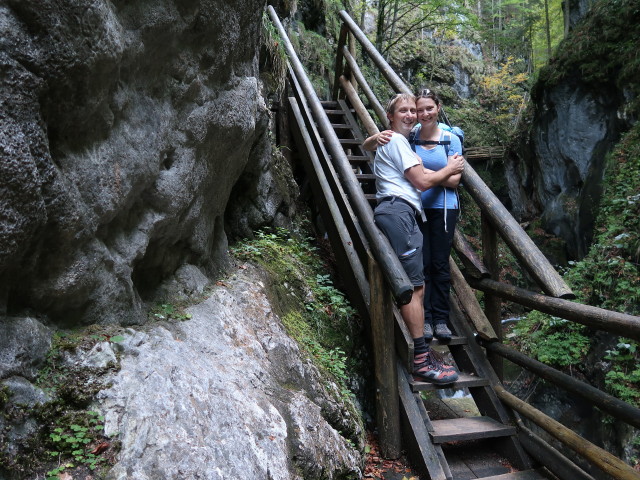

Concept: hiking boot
[[423, 321, 433, 342], [434, 322, 452, 342], [413, 351, 459, 384]]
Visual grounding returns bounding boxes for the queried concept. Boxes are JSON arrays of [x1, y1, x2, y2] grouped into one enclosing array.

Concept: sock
[[413, 336, 429, 355]]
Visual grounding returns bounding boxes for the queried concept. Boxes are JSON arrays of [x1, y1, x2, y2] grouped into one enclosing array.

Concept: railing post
[[369, 253, 401, 459], [482, 212, 503, 381]]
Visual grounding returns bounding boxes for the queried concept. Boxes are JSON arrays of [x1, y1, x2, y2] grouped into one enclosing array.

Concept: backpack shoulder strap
[[444, 131, 451, 157], [408, 125, 419, 152]]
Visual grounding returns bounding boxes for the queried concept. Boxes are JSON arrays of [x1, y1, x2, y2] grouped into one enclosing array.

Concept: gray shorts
[[374, 199, 424, 286]]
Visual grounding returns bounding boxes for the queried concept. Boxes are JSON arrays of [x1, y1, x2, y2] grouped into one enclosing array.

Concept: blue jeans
[[421, 208, 458, 325]]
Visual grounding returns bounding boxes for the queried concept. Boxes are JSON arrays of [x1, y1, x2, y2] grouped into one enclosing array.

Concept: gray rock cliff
[[97, 264, 363, 479], [0, 0, 296, 326]]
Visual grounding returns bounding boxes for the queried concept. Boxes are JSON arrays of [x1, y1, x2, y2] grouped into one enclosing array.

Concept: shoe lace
[[428, 349, 451, 369]]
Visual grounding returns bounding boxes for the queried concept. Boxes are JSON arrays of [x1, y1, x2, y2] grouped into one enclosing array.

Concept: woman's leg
[[420, 218, 433, 340], [426, 209, 458, 339]]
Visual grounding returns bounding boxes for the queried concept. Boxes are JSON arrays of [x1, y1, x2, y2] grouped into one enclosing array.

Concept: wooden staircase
[[318, 99, 553, 480]]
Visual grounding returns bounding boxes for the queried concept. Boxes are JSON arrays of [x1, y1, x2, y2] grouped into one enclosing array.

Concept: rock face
[[505, 77, 629, 259], [0, 0, 296, 326], [97, 264, 363, 479]]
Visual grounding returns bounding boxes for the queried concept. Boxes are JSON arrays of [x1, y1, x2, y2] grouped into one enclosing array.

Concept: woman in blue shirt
[[412, 89, 462, 341]]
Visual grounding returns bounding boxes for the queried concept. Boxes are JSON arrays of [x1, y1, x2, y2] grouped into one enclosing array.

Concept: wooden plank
[[355, 173, 376, 181], [346, 155, 370, 162], [453, 228, 490, 279], [480, 469, 549, 479], [430, 417, 516, 443], [369, 254, 401, 458], [410, 373, 490, 392]]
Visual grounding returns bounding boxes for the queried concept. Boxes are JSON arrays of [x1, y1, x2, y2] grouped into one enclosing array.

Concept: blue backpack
[[408, 123, 465, 156]]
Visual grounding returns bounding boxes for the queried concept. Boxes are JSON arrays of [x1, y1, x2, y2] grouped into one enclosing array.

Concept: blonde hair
[[385, 93, 416, 115]]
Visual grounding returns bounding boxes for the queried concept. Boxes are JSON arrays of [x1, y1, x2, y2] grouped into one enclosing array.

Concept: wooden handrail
[[267, 6, 414, 305], [338, 76, 378, 137], [341, 46, 388, 129], [467, 276, 640, 341], [482, 340, 640, 428], [463, 162, 574, 299]]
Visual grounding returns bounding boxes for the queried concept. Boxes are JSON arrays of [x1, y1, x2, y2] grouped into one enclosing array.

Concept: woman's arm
[[363, 130, 394, 151], [404, 155, 464, 191]]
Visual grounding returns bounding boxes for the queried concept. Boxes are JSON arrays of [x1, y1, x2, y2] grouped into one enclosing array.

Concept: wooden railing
[[268, 6, 640, 479]]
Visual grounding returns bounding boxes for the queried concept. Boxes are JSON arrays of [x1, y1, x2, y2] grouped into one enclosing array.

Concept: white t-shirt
[[373, 133, 422, 211]]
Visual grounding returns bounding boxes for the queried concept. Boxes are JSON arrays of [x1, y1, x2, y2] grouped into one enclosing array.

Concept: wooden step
[[346, 155, 370, 162], [337, 138, 361, 146], [355, 173, 376, 181], [480, 469, 548, 479], [430, 416, 516, 443], [331, 123, 352, 129], [411, 372, 490, 392], [431, 335, 467, 346]]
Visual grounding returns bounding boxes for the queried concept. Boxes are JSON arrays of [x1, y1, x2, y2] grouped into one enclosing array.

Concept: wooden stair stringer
[[447, 294, 533, 471]]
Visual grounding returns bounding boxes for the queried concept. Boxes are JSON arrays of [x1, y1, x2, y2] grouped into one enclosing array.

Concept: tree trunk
[[544, 0, 552, 58]]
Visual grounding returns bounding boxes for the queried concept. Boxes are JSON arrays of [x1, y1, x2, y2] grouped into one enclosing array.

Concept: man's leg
[[400, 285, 425, 340]]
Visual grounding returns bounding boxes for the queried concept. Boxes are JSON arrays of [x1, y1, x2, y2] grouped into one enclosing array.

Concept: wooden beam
[[338, 75, 378, 137], [332, 23, 348, 100], [450, 258, 498, 340], [342, 46, 388, 129], [466, 276, 640, 341], [453, 229, 490, 279], [482, 340, 640, 429]]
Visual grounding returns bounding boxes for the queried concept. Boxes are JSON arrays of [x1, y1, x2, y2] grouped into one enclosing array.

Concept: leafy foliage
[[563, 124, 640, 314], [510, 125, 640, 404], [45, 411, 108, 478], [510, 311, 590, 368], [478, 56, 529, 127]]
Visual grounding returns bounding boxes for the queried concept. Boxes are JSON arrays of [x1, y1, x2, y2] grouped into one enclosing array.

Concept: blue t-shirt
[[412, 125, 461, 209]]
